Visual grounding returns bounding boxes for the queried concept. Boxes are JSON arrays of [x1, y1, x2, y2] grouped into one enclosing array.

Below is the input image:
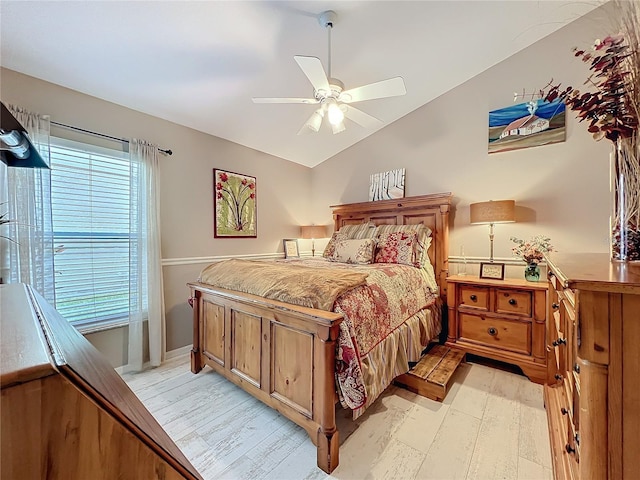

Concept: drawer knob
[[555, 373, 564, 381], [508, 298, 517, 305], [552, 302, 560, 310], [565, 443, 576, 454], [561, 407, 568, 415], [487, 327, 497, 336], [552, 337, 567, 347], [470, 294, 477, 301], [574, 363, 581, 374]]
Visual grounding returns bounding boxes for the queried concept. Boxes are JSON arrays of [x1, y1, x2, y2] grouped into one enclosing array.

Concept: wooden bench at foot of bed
[[188, 283, 343, 473]]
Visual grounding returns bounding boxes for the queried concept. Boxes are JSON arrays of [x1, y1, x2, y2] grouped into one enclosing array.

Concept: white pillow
[[328, 238, 376, 264]]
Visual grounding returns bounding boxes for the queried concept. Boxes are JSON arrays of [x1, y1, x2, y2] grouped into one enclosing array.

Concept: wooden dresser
[[446, 275, 548, 383], [545, 254, 640, 480], [0, 283, 201, 480]]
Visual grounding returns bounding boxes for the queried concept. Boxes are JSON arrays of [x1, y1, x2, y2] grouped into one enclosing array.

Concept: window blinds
[[50, 138, 132, 328]]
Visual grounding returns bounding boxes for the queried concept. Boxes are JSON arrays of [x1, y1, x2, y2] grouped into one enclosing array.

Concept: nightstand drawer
[[459, 312, 531, 355], [459, 285, 489, 310], [495, 289, 532, 316]]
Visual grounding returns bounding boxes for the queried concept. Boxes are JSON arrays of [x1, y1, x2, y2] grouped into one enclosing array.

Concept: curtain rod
[[50, 121, 173, 156]]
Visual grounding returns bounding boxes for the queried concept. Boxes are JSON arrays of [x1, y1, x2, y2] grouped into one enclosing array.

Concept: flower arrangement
[[517, 1, 639, 261], [510, 235, 554, 265]]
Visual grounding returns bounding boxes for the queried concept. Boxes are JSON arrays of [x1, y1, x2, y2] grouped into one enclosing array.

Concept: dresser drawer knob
[[574, 363, 581, 374], [508, 298, 517, 305], [565, 443, 576, 454], [561, 407, 568, 415], [552, 337, 567, 347], [487, 327, 497, 336], [552, 302, 560, 310], [470, 294, 477, 301], [555, 374, 564, 381]]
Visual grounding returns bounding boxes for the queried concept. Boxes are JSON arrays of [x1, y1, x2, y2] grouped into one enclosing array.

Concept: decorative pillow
[[323, 231, 347, 259], [337, 222, 377, 240], [373, 224, 432, 267], [328, 238, 376, 264], [374, 231, 420, 267]]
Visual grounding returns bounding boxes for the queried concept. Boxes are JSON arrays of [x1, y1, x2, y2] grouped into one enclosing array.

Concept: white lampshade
[[326, 100, 344, 126]]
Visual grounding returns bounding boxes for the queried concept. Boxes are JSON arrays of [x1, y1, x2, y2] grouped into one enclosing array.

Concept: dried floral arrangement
[[517, 1, 639, 260], [510, 235, 554, 265]]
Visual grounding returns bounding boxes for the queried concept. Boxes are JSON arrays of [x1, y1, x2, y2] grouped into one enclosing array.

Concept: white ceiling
[[0, 1, 599, 168]]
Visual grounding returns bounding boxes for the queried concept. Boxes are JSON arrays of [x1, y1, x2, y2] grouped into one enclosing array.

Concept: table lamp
[[300, 225, 327, 257], [470, 200, 515, 263]]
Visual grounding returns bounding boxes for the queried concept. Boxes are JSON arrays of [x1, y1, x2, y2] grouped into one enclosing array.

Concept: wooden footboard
[[188, 282, 343, 474]]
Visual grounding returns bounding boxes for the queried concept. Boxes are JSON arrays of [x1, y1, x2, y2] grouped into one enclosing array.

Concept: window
[[50, 138, 134, 331]]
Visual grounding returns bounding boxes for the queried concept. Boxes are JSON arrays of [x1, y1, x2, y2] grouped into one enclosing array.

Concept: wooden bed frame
[[188, 193, 451, 473]]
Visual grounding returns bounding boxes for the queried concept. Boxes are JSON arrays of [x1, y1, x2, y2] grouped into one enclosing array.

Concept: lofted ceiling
[[0, 1, 600, 168]]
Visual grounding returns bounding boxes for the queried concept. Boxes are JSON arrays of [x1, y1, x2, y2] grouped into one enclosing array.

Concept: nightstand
[[446, 275, 548, 384]]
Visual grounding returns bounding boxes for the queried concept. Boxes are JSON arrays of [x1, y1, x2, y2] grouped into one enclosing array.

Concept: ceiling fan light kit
[[252, 10, 406, 135]]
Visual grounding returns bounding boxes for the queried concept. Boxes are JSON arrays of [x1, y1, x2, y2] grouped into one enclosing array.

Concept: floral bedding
[[271, 258, 439, 410]]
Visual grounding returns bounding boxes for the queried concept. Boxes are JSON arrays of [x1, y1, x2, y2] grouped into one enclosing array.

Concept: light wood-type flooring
[[121, 354, 552, 480]]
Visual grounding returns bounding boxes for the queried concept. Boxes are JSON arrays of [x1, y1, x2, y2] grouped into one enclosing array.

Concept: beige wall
[[311, 4, 613, 279], [1, 4, 617, 366], [1, 68, 313, 366]]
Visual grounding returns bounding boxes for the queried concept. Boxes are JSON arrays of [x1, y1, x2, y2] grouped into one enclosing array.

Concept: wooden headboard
[[330, 193, 452, 296]]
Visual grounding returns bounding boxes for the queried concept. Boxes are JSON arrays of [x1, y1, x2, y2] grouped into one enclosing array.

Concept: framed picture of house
[[213, 169, 257, 238], [488, 99, 566, 154]]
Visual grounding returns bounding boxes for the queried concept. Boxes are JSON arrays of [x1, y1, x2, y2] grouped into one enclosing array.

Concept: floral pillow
[[323, 231, 347, 259], [328, 238, 376, 264], [373, 224, 432, 267], [374, 231, 420, 267]]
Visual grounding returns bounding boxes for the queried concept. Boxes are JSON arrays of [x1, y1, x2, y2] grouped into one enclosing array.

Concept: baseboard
[[165, 344, 192, 360]]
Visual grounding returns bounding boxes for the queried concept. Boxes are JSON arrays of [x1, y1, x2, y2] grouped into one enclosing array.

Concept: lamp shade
[[0, 102, 49, 169], [300, 225, 327, 239], [470, 200, 515, 224]]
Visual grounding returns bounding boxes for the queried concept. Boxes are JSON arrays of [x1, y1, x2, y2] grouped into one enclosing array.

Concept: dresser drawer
[[459, 285, 489, 311], [495, 289, 532, 316], [458, 312, 531, 355]]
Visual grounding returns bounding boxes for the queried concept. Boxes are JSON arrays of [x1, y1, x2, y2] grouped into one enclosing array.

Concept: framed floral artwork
[[214, 169, 257, 238]]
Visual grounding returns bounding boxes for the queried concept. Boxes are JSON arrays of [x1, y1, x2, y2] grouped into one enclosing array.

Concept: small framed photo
[[283, 239, 300, 258], [479, 262, 505, 280]]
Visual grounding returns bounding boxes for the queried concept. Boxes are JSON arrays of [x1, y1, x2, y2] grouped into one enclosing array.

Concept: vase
[[610, 137, 640, 262], [524, 263, 540, 282]]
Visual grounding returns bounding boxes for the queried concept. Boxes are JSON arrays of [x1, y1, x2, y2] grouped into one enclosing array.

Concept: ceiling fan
[[252, 10, 407, 135]]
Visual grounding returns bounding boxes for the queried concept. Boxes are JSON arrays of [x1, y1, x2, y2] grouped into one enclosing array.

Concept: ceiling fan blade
[[340, 77, 407, 103], [343, 105, 384, 129], [252, 97, 319, 104], [294, 55, 330, 93]]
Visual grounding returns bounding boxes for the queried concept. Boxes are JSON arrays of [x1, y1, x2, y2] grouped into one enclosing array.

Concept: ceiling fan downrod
[[319, 10, 337, 80]]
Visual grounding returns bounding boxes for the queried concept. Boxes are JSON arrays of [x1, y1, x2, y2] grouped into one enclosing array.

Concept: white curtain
[[1, 105, 54, 302], [126, 138, 165, 372]]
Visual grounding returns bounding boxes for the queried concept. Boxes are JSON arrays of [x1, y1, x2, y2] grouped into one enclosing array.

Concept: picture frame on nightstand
[[283, 238, 300, 258], [479, 262, 505, 280]]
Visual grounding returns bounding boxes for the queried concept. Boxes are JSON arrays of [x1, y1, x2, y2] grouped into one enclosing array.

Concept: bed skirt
[[349, 300, 442, 419]]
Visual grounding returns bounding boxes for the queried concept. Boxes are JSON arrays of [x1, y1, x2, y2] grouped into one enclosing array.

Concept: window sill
[[76, 319, 128, 335]]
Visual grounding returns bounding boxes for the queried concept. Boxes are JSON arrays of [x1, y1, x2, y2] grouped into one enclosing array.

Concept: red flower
[[241, 178, 248, 185], [216, 182, 223, 190], [217, 192, 223, 199], [248, 183, 255, 190], [250, 193, 255, 199], [219, 172, 228, 182]]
